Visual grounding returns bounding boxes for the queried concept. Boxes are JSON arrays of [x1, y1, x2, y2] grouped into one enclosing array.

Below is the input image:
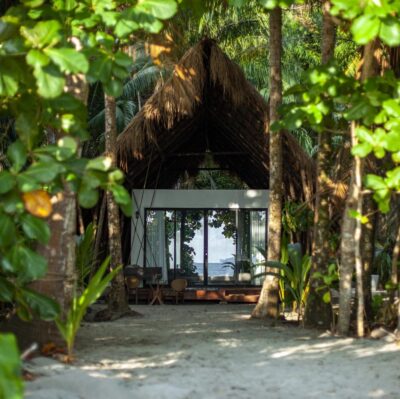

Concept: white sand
[[25, 304, 400, 399]]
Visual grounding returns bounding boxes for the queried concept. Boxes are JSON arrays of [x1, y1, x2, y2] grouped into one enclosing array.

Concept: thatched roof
[[117, 38, 315, 202]]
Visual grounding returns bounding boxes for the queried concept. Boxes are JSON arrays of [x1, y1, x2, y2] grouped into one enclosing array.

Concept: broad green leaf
[[2, 245, 47, 283], [0, 60, 19, 96], [15, 113, 39, 150], [22, 0, 46, 7], [78, 187, 99, 208], [382, 99, 400, 117], [87, 156, 112, 172], [17, 174, 41, 192], [33, 64, 65, 98], [20, 288, 60, 320], [352, 142, 372, 158], [0, 334, 23, 399], [351, 15, 380, 45], [110, 184, 130, 204], [7, 141, 27, 173], [23, 161, 62, 183], [56, 136, 78, 160], [26, 49, 50, 68], [379, 17, 400, 47], [0, 171, 16, 194], [21, 214, 50, 244], [136, 0, 177, 20], [45, 48, 89, 74], [0, 277, 14, 302], [0, 213, 16, 247], [21, 20, 62, 48], [103, 78, 123, 97]]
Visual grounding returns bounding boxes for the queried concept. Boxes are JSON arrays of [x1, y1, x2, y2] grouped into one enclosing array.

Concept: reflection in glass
[[144, 209, 267, 286], [208, 210, 236, 284]]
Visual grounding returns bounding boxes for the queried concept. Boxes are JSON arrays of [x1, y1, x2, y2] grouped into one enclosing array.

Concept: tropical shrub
[[56, 257, 121, 359]]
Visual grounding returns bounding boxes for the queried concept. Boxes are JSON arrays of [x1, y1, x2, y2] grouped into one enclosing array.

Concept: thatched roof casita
[[117, 38, 315, 201]]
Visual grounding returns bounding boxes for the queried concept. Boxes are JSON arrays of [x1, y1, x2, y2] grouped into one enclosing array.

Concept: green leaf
[[21, 20, 62, 48], [351, 15, 380, 45], [22, 0, 46, 7], [7, 141, 27, 173], [0, 334, 23, 399], [383, 99, 400, 117], [33, 64, 65, 98], [0, 171, 16, 194], [379, 17, 400, 47], [78, 187, 99, 208], [0, 60, 19, 96], [103, 78, 123, 97], [21, 214, 50, 244], [136, 0, 178, 20], [322, 291, 331, 304], [23, 161, 62, 183], [45, 48, 89, 74], [20, 288, 60, 321], [2, 245, 47, 283], [26, 49, 50, 68], [15, 113, 39, 150], [351, 142, 372, 158], [0, 277, 14, 302], [87, 156, 112, 172], [0, 213, 16, 247], [56, 136, 78, 160]]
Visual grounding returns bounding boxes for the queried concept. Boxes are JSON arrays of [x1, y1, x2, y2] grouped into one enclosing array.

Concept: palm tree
[[252, 6, 283, 319]]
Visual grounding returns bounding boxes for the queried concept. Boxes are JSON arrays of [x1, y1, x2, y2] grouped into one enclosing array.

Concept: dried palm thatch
[[117, 38, 315, 202]]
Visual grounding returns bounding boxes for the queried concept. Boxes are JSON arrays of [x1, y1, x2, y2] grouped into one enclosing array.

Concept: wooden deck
[[131, 287, 261, 304]]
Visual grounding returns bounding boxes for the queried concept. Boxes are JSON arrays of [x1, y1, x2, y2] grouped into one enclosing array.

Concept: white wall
[[130, 189, 269, 267]]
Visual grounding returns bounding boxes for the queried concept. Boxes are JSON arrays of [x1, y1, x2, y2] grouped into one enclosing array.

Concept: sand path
[[25, 304, 400, 399]]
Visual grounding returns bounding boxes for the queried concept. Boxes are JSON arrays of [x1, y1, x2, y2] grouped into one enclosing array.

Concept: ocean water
[[194, 262, 234, 277]]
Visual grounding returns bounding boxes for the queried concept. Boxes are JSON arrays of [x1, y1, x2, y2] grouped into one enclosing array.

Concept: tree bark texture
[[252, 7, 282, 319], [304, 0, 336, 329], [361, 195, 376, 321], [338, 41, 378, 336], [104, 94, 129, 313]]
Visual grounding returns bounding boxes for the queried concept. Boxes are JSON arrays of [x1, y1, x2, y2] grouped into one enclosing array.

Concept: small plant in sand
[[56, 257, 121, 360], [257, 243, 311, 319]]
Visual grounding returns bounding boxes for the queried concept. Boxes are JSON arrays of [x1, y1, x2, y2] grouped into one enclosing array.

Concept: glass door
[[207, 210, 237, 285]]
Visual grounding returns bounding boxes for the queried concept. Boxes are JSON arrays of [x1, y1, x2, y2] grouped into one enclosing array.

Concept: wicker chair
[[171, 278, 188, 304]]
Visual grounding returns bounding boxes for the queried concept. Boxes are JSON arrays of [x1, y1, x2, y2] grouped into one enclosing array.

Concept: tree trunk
[[391, 221, 400, 338], [304, 0, 336, 329], [252, 7, 282, 319], [338, 40, 378, 336], [104, 94, 129, 314], [362, 195, 376, 321]]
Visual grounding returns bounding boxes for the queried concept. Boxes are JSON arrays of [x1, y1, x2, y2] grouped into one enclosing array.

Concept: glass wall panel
[[181, 210, 204, 284], [145, 210, 168, 282], [250, 210, 267, 285], [144, 208, 267, 286], [207, 210, 236, 284]]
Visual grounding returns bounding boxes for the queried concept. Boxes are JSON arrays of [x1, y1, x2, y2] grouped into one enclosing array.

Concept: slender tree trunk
[[104, 94, 129, 314], [252, 7, 282, 319], [352, 122, 364, 337], [362, 196, 376, 321], [304, 0, 336, 329], [91, 194, 107, 278], [391, 221, 400, 338], [338, 40, 378, 336]]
